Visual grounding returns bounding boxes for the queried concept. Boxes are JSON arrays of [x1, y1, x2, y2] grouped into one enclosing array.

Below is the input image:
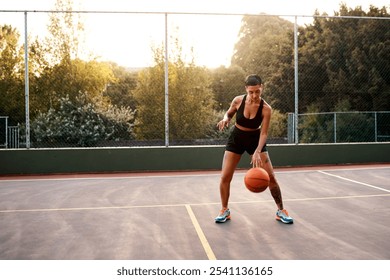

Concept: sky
[[1, 0, 389, 68]]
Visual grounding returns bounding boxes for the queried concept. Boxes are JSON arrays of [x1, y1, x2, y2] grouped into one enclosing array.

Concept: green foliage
[[299, 101, 376, 143], [133, 41, 216, 141], [232, 6, 390, 116], [24, 0, 117, 119], [132, 62, 165, 140], [232, 15, 294, 82], [269, 109, 287, 138], [105, 63, 138, 110], [299, 113, 334, 143], [31, 96, 135, 147], [207, 110, 233, 141], [0, 25, 24, 124], [299, 112, 376, 143], [210, 65, 246, 111], [28, 58, 116, 120], [0, 25, 23, 78], [231, 14, 297, 120], [46, 0, 84, 64], [295, 5, 390, 143], [336, 112, 375, 142], [2, 3, 390, 146], [298, 4, 390, 112]]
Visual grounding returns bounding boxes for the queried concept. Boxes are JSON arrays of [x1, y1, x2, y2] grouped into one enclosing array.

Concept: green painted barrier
[[0, 143, 389, 175]]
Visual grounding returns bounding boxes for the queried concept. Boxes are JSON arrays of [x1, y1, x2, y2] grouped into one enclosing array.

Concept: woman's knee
[[220, 173, 233, 184], [268, 174, 278, 188]]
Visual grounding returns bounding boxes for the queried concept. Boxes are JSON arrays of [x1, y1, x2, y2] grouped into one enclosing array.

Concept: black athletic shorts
[[225, 126, 267, 155]]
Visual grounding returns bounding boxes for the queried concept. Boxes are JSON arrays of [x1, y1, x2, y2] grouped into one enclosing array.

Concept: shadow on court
[[0, 164, 389, 260]]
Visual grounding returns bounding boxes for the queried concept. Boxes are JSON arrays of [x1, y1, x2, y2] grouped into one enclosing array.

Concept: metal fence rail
[[8, 126, 20, 148]]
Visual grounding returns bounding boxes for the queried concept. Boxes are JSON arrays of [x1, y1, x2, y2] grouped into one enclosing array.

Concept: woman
[[215, 74, 293, 224]]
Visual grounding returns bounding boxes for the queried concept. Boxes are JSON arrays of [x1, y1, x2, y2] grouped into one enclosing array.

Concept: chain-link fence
[[1, 7, 389, 148], [0, 116, 19, 148], [290, 111, 390, 143], [0, 116, 8, 148]]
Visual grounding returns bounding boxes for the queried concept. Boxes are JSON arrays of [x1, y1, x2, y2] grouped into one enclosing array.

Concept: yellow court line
[[185, 204, 217, 260]]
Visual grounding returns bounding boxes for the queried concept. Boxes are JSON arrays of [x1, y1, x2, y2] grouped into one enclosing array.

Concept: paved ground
[[0, 164, 389, 260]]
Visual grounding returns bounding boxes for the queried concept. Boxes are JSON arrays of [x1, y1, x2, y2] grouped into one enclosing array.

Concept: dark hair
[[245, 74, 262, 86]]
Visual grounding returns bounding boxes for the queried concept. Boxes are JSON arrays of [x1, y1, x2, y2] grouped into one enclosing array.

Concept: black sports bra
[[235, 95, 264, 129]]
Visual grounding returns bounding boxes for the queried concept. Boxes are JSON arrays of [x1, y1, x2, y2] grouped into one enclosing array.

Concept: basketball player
[[215, 74, 293, 224]]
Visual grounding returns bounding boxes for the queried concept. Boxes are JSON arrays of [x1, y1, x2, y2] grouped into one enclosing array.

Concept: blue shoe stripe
[[215, 210, 230, 223]]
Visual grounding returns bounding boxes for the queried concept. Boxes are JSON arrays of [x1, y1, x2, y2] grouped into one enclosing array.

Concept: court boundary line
[[1, 165, 389, 183], [1, 193, 389, 214], [318, 170, 390, 193], [185, 204, 216, 260]]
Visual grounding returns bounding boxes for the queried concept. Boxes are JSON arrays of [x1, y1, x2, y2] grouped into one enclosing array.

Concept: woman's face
[[245, 84, 263, 103]]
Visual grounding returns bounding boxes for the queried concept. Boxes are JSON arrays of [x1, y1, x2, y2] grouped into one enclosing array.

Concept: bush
[[31, 96, 135, 147]]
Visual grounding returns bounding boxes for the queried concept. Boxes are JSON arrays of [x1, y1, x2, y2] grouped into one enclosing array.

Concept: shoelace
[[219, 208, 229, 216], [279, 209, 289, 217]]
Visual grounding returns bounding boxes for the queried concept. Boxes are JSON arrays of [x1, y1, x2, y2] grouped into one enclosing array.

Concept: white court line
[[1, 193, 389, 214], [1, 166, 389, 183], [185, 204, 216, 260], [276, 166, 390, 174], [0, 174, 221, 183], [317, 170, 390, 193]]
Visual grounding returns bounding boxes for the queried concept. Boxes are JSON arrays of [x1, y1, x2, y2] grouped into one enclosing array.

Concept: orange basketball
[[244, 167, 270, 193]]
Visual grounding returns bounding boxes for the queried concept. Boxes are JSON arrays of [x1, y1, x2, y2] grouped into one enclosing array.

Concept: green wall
[[1, 143, 389, 175]]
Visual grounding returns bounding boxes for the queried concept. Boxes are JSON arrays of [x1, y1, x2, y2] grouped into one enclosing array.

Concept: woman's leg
[[260, 152, 283, 210], [219, 151, 242, 209], [260, 151, 283, 210], [260, 151, 293, 223]]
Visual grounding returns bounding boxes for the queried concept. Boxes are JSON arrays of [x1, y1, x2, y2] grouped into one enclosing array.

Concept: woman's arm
[[257, 103, 271, 152], [217, 96, 241, 131], [251, 101, 271, 166]]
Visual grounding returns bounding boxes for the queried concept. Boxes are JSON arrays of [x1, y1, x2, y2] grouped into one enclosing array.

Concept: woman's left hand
[[250, 152, 263, 167]]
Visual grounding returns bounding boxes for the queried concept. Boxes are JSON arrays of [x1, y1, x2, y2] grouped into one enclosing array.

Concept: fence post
[[164, 13, 169, 147], [334, 112, 337, 143], [24, 11, 30, 149], [294, 16, 299, 144], [287, 113, 295, 143], [374, 112, 378, 142], [5, 117, 8, 149]]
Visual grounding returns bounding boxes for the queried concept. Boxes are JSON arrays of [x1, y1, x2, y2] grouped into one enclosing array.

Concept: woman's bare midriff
[[235, 123, 260, 132]]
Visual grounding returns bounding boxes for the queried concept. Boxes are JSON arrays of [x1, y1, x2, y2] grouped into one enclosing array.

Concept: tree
[[210, 65, 246, 111], [28, 0, 116, 116], [231, 14, 296, 118], [264, 27, 295, 114], [298, 4, 390, 112], [45, 0, 84, 64], [231, 15, 294, 83], [133, 40, 216, 142], [269, 109, 287, 139], [0, 25, 24, 124], [104, 63, 138, 110]]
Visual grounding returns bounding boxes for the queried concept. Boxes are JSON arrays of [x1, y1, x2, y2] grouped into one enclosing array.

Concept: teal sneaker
[[215, 208, 231, 223], [276, 209, 293, 224]]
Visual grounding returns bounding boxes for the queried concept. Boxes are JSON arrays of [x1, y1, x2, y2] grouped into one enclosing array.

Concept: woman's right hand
[[217, 119, 230, 131]]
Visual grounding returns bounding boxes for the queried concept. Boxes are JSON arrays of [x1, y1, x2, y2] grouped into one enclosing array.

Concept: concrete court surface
[[0, 164, 389, 260]]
